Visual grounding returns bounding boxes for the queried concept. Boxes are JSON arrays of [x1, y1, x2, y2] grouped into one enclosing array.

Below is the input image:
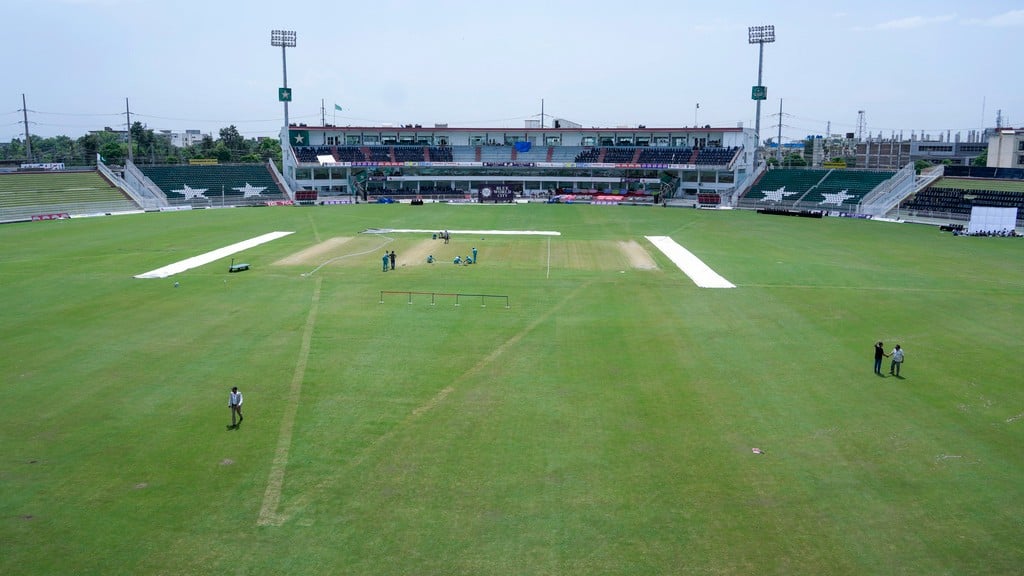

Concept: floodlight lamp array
[[271, 30, 297, 47], [748, 25, 775, 44]]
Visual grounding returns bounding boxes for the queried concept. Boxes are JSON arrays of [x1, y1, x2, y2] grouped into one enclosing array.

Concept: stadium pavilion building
[[281, 123, 757, 205]]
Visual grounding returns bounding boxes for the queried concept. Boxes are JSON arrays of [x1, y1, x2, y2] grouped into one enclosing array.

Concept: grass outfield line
[[1, 204, 1023, 575]]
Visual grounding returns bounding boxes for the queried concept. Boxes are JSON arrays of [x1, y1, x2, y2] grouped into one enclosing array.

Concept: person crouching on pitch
[[229, 386, 244, 427]]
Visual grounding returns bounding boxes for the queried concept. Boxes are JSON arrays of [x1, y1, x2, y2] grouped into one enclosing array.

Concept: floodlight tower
[[271, 29, 297, 141], [748, 25, 775, 167]]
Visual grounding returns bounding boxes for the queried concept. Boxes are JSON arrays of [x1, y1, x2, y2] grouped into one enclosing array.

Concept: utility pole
[[126, 97, 133, 163], [776, 98, 784, 162], [541, 98, 545, 129], [320, 98, 326, 126], [21, 93, 32, 162]]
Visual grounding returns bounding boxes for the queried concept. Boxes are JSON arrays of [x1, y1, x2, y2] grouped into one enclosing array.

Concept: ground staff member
[[229, 386, 244, 427]]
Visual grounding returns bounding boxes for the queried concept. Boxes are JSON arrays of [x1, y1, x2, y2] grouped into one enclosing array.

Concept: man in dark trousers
[[389, 250, 396, 270], [229, 386, 244, 427], [874, 341, 888, 375], [890, 344, 905, 376]]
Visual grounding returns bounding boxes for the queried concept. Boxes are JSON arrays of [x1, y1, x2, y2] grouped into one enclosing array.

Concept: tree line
[[0, 123, 281, 167]]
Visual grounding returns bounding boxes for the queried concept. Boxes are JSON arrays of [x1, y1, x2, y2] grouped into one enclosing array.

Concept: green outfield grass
[[1, 204, 1022, 575]]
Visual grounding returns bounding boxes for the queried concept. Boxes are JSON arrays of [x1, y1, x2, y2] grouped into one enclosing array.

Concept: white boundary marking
[[645, 236, 735, 288], [134, 231, 294, 279]]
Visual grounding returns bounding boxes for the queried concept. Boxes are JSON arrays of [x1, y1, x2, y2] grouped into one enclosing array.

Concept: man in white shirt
[[889, 345, 905, 377], [229, 387, 244, 427]]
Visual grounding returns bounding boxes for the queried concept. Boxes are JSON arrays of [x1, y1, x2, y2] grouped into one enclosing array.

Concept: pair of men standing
[[382, 250, 396, 271], [874, 342, 905, 376]]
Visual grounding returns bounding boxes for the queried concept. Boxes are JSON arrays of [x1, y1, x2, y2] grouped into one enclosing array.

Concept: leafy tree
[[198, 135, 215, 156], [256, 137, 281, 163], [99, 141, 125, 164], [211, 142, 232, 163], [782, 152, 807, 167], [972, 149, 988, 167], [218, 125, 245, 157], [914, 160, 933, 174]]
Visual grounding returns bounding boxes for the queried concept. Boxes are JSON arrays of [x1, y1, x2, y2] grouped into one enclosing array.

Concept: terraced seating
[[602, 148, 637, 163], [511, 145, 551, 163], [0, 171, 139, 221], [744, 169, 829, 203], [294, 146, 331, 163], [574, 148, 601, 163], [637, 147, 694, 164], [479, 146, 512, 163], [549, 146, 583, 163], [139, 164, 285, 206], [427, 147, 453, 162], [901, 177, 1024, 219], [366, 146, 391, 162], [392, 146, 427, 162], [803, 170, 894, 207], [336, 147, 366, 162], [694, 146, 739, 166]]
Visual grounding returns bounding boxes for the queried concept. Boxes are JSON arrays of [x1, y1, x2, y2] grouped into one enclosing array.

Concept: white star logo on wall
[[233, 183, 268, 198], [172, 184, 209, 200], [760, 186, 797, 202], [819, 189, 854, 206], [292, 133, 304, 144]]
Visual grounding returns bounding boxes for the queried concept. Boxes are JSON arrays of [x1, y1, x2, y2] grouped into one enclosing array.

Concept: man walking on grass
[[889, 345, 905, 377], [229, 386, 244, 427]]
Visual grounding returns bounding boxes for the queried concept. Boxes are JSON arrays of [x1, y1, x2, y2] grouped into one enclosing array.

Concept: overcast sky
[[5, 0, 1022, 145]]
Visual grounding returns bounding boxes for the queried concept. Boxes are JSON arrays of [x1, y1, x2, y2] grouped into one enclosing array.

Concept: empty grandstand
[[282, 124, 755, 202], [0, 170, 139, 223], [739, 167, 896, 211], [136, 164, 287, 207], [900, 176, 1024, 225]]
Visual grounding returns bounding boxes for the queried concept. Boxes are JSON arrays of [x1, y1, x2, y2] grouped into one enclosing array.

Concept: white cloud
[[967, 9, 1024, 27], [856, 14, 956, 31]]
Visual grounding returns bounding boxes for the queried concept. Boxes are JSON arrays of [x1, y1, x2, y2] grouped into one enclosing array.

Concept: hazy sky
[[6, 0, 1022, 145]]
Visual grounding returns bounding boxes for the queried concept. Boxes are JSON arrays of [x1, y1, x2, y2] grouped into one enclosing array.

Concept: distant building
[[159, 129, 208, 148], [987, 128, 1024, 168], [800, 132, 988, 170]]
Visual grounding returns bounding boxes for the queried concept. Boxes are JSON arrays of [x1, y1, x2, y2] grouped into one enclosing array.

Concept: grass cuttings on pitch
[[1, 204, 1022, 575]]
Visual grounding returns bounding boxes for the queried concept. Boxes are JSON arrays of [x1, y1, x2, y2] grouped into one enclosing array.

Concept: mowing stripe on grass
[[268, 281, 594, 527], [256, 275, 322, 527], [645, 235, 735, 288], [134, 231, 294, 278]]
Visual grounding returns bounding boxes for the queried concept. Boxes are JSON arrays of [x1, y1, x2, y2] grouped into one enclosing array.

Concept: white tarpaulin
[[967, 206, 1018, 234], [134, 231, 294, 278]]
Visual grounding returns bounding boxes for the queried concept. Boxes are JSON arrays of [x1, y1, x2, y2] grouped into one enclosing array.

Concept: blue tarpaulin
[[514, 141, 532, 153]]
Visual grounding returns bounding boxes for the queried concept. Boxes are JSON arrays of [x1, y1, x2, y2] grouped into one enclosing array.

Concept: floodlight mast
[[748, 25, 775, 168], [271, 30, 297, 143]]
